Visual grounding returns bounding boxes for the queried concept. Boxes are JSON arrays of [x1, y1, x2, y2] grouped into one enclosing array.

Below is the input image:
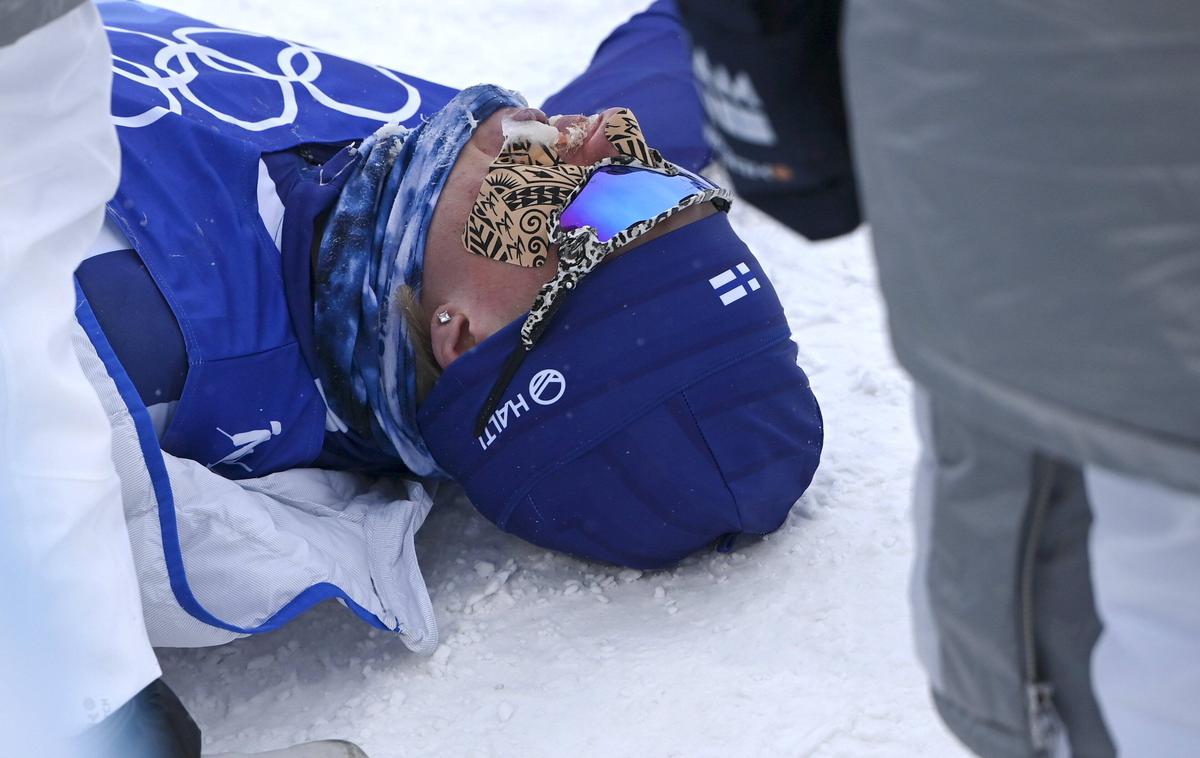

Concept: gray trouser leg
[[912, 390, 1113, 757]]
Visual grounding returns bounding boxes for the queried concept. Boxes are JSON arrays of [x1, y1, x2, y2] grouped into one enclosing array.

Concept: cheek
[[470, 248, 559, 329], [503, 257, 557, 314]]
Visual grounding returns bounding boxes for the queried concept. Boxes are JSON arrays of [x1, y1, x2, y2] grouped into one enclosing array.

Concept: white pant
[[0, 0, 160, 743], [1086, 467, 1200, 758]]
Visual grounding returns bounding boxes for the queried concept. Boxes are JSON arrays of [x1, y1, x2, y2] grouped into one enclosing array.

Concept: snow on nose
[[548, 114, 601, 156], [501, 108, 559, 148]]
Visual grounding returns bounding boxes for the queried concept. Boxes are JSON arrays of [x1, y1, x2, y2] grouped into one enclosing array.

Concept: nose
[[508, 107, 549, 124]]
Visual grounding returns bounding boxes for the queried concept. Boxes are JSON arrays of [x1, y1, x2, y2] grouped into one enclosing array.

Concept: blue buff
[[313, 84, 525, 477]]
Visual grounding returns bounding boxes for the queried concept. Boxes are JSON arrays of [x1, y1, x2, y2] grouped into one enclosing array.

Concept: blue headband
[[314, 84, 526, 477]]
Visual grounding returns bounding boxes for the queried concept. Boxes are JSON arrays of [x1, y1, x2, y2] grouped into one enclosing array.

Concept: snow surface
[[148, 1, 970, 756]]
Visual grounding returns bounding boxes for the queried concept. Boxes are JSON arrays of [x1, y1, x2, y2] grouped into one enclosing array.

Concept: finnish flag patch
[[709, 262, 761, 305]]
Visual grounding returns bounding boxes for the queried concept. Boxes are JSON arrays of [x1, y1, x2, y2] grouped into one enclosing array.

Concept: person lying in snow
[[74, 0, 823, 650]]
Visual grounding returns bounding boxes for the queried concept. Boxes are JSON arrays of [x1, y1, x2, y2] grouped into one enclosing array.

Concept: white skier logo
[[529, 369, 567, 406], [709, 262, 761, 305], [209, 421, 282, 472]]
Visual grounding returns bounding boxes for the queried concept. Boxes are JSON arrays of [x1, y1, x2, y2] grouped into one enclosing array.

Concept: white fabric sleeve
[[0, 0, 161, 737], [70, 308, 438, 657]]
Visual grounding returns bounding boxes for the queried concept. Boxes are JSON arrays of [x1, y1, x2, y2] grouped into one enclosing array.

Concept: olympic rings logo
[[106, 24, 422, 131]]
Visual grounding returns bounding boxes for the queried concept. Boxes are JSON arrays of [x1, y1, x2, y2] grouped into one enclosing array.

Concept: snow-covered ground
[[149, 1, 969, 755]]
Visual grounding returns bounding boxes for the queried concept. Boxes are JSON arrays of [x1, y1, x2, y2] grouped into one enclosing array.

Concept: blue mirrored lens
[[558, 165, 717, 242]]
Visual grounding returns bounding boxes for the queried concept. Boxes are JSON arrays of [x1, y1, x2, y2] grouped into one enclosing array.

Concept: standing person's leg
[[912, 390, 1114, 757], [0, 2, 166, 750], [1084, 467, 1200, 757], [911, 389, 1040, 756]]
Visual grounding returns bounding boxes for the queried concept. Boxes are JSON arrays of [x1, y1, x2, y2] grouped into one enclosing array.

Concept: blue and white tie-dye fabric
[[313, 85, 525, 478]]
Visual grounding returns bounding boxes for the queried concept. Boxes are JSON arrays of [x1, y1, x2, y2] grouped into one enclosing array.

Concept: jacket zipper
[[1020, 459, 1063, 757]]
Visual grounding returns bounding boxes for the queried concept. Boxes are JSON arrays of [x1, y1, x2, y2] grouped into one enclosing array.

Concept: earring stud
[[436, 311, 452, 325]]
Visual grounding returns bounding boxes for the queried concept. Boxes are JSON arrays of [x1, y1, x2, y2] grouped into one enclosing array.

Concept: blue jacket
[[79, 0, 463, 648], [90, 1, 457, 479]]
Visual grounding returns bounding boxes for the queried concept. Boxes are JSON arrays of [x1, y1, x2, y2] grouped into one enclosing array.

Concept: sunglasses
[[474, 156, 732, 435], [555, 162, 726, 245]]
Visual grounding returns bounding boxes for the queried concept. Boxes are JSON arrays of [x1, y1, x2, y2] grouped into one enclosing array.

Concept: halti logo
[[478, 369, 567, 450], [709, 262, 761, 305], [529, 369, 567, 405]]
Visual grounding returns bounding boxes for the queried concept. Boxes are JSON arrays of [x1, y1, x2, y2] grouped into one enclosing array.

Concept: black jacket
[[675, 0, 860, 240]]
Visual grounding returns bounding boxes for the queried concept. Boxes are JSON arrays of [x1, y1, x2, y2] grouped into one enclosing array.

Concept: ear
[[429, 306, 476, 369]]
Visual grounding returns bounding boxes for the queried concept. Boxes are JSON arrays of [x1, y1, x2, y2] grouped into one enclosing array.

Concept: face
[[421, 106, 623, 369]]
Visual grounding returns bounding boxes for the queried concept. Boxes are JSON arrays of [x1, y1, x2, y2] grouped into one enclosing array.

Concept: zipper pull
[[1025, 681, 1062, 757]]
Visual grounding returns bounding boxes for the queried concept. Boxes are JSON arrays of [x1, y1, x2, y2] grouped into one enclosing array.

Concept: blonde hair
[[398, 285, 442, 403]]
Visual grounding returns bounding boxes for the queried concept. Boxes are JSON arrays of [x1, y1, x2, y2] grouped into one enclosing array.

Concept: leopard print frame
[[519, 157, 733, 349]]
